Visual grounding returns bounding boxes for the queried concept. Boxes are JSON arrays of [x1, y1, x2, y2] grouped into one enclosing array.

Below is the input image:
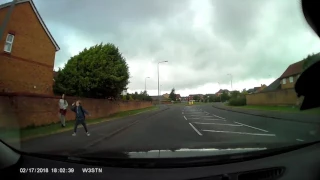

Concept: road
[[20, 104, 320, 156]]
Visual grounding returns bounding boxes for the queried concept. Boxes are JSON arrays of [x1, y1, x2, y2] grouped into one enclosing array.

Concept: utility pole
[[157, 61, 168, 105], [0, 0, 17, 41], [227, 74, 233, 90], [145, 77, 150, 92]]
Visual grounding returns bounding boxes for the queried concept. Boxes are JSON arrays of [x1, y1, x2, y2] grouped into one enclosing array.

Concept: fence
[[0, 92, 152, 128], [246, 88, 300, 106]]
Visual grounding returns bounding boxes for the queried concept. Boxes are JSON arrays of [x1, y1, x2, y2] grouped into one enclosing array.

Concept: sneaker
[[72, 133, 76, 136], [86, 132, 90, 136]]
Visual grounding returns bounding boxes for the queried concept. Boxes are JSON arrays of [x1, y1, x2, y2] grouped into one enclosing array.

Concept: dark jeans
[[74, 119, 88, 133]]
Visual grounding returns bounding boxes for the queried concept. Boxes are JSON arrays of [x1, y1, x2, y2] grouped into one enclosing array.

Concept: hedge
[[228, 97, 246, 106]]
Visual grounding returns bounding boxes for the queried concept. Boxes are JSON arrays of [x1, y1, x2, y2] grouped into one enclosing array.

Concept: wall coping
[[246, 88, 296, 96], [0, 92, 152, 102]]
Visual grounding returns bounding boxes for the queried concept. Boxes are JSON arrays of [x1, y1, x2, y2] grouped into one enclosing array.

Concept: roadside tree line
[[53, 43, 151, 101]]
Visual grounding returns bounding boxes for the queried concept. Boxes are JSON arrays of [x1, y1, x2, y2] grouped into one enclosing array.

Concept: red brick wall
[[0, 93, 152, 128], [0, 2, 56, 95]]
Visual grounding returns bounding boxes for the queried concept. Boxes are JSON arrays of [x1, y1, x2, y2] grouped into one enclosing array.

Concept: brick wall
[[0, 2, 56, 95], [0, 54, 54, 94], [0, 93, 152, 128], [246, 88, 299, 106]]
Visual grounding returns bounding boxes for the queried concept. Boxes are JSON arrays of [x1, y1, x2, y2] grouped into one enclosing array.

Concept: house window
[[282, 78, 286, 84], [4, 34, 14, 53], [289, 76, 293, 83]]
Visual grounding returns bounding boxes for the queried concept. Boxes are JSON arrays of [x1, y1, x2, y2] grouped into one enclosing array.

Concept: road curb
[[212, 105, 320, 125]]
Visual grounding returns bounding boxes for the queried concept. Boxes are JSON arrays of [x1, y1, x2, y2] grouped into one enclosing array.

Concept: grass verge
[[0, 106, 158, 142], [229, 105, 320, 115]]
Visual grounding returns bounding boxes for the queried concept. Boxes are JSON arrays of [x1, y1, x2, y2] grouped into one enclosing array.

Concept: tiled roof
[[261, 79, 281, 92], [279, 60, 305, 79], [0, 0, 60, 51]]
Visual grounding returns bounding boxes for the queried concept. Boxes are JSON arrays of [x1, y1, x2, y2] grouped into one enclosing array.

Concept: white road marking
[[202, 130, 276, 136], [189, 123, 203, 136], [194, 122, 242, 126], [203, 118, 226, 121], [183, 116, 187, 120], [296, 139, 304, 142], [212, 114, 225, 119], [234, 122, 268, 133]]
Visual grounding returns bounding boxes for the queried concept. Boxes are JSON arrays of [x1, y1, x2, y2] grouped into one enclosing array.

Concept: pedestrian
[[70, 100, 90, 136], [58, 94, 68, 127]]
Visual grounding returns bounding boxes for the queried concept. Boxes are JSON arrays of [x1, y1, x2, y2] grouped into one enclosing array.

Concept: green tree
[[241, 88, 248, 95], [303, 53, 320, 71], [208, 95, 215, 102], [230, 91, 240, 99], [53, 43, 130, 98], [132, 92, 138, 100], [169, 88, 176, 101], [193, 95, 200, 101], [126, 93, 130, 100], [221, 92, 230, 102]]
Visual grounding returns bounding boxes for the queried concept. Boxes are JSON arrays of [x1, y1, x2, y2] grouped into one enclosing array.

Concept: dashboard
[[1, 141, 320, 180]]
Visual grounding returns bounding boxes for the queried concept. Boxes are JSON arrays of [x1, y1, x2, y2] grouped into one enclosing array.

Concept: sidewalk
[[212, 103, 320, 124]]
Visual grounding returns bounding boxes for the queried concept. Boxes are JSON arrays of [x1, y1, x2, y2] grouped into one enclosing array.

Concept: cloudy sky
[[17, 0, 320, 96]]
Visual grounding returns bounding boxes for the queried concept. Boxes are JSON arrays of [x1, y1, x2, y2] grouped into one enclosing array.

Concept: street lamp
[[227, 74, 233, 90], [218, 82, 222, 102], [145, 77, 150, 92], [158, 61, 168, 105]]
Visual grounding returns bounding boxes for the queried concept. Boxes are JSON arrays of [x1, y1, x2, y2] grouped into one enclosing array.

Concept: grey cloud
[[209, 0, 268, 49], [31, 0, 320, 92]]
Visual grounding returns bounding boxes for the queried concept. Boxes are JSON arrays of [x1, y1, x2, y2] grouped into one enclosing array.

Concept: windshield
[[0, 0, 320, 159]]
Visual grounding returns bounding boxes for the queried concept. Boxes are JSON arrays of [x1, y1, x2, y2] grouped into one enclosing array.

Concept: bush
[[228, 97, 246, 106]]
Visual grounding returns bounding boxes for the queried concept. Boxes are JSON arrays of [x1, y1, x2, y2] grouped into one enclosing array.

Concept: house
[[175, 94, 181, 101], [188, 94, 204, 101], [215, 89, 230, 96], [0, 0, 60, 95], [163, 93, 170, 99], [246, 84, 267, 94], [180, 96, 188, 102], [279, 60, 304, 89]]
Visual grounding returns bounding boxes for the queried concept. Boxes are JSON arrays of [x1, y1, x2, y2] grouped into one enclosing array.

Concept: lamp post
[[218, 82, 222, 102], [227, 74, 233, 90], [158, 61, 168, 105], [145, 77, 150, 92]]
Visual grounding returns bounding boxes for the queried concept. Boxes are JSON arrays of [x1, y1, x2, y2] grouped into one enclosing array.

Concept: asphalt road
[[20, 104, 320, 155]]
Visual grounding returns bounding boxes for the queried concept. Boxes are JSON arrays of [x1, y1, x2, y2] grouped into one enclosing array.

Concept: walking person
[[71, 100, 90, 136], [58, 94, 68, 127]]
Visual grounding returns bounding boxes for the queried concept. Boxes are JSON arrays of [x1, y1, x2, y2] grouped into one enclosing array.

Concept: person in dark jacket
[[70, 100, 90, 136]]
